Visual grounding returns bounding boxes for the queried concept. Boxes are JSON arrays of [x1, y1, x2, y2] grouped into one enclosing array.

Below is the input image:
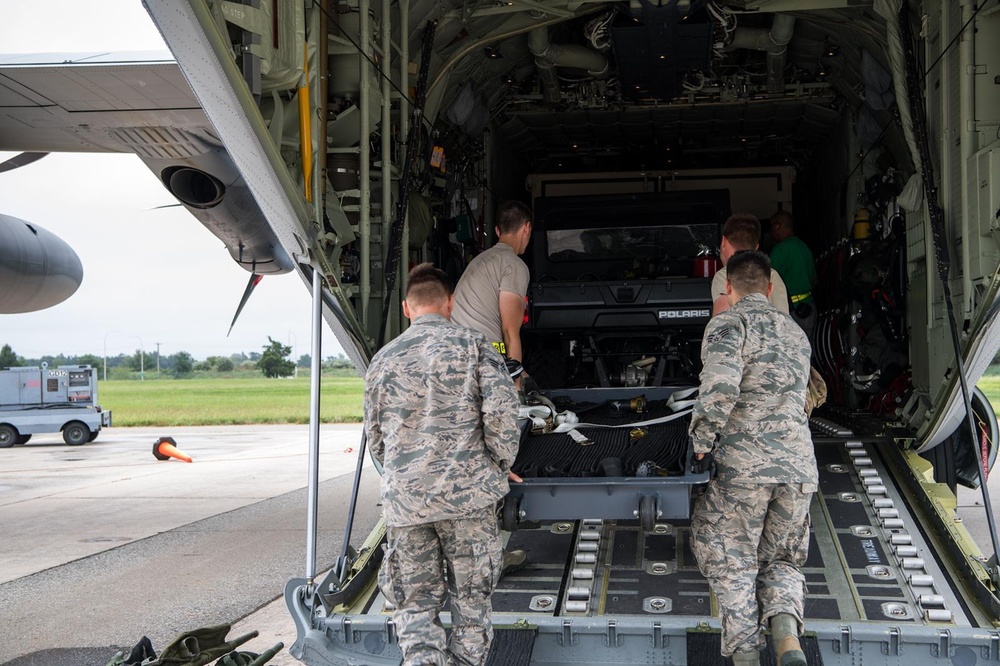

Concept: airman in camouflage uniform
[[689, 250, 817, 666], [365, 263, 520, 666]]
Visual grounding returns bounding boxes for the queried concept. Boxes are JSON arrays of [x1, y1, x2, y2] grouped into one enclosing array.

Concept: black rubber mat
[[512, 402, 689, 478], [485, 628, 536, 666], [687, 631, 824, 666]]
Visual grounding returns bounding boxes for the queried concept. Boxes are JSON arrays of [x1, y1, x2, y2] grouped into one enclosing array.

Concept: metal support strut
[[898, 2, 1000, 584], [305, 267, 324, 587]]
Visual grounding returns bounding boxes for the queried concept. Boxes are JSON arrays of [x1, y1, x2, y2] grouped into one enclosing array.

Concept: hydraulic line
[[897, 2, 1000, 581]]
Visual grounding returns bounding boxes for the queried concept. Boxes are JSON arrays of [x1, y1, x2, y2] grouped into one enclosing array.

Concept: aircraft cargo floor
[[493, 438, 972, 628]]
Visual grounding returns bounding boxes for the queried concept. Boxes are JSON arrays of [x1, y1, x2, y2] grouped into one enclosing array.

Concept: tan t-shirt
[[711, 267, 790, 314], [452, 242, 530, 344]]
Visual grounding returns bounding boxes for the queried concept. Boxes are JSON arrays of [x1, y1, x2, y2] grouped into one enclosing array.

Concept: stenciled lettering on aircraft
[[861, 539, 882, 564], [221, 5, 247, 20], [657, 309, 710, 320]]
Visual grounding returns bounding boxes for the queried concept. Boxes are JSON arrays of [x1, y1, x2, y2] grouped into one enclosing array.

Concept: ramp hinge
[[882, 627, 902, 656], [834, 626, 854, 654], [385, 618, 396, 645], [342, 617, 356, 644], [982, 633, 1000, 662], [931, 630, 954, 658], [651, 621, 667, 649], [559, 619, 578, 646], [605, 619, 622, 647]]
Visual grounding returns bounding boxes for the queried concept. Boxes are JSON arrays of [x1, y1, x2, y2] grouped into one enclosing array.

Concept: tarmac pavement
[[0, 424, 377, 666]]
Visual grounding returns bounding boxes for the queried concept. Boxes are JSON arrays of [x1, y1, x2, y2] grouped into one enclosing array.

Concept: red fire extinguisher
[[692, 244, 721, 278]]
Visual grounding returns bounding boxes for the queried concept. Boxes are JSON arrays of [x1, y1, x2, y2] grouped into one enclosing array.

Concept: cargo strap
[[518, 387, 698, 446]]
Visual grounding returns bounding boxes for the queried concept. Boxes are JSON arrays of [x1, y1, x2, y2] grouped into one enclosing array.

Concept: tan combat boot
[[771, 613, 807, 666], [500, 549, 527, 577]]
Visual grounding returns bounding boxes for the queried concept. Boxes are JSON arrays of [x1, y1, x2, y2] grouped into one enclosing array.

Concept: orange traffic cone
[[152, 437, 193, 463]]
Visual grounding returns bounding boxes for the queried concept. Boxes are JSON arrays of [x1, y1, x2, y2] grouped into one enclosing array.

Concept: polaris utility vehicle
[[3, 0, 1000, 663]]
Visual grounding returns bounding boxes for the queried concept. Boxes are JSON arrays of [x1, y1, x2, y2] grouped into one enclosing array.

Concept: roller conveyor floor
[[493, 439, 972, 628]]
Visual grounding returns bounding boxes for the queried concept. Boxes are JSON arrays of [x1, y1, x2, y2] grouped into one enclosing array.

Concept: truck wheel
[[639, 495, 657, 531], [63, 421, 90, 446], [0, 424, 16, 448], [88, 430, 99, 442], [16, 434, 31, 445]]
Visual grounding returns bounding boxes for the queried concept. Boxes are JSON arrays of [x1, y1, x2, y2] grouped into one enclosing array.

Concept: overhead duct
[[528, 27, 609, 104], [725, 14, 795, 94]]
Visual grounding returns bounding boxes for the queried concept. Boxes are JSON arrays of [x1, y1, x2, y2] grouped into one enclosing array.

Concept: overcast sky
[[0, 0, 345, 363]]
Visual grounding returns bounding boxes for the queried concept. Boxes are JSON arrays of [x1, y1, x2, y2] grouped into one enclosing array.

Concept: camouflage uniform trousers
[[691, 480, 816, 657], [379, 504, 502, 666]]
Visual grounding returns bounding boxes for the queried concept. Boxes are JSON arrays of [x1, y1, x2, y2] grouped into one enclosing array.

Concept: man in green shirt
[[769, 211, 817, 340]]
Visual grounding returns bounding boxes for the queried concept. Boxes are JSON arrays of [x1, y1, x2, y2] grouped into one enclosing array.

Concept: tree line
[[0, 338, 356, 379]]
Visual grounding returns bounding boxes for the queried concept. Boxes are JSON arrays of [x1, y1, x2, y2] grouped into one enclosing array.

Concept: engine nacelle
[[148, 151, 294, 276], [0, 214, 83, 313]]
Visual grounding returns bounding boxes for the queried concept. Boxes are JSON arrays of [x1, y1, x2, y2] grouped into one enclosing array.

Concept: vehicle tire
[[88, 430, 99, 442], [16, 434, 31, 445], [501, 497, 521, 532], [0, 424, 16, 448], [523, 344, 566, 389], [639, 495, 657, 531], [63, 421, 90, 446]]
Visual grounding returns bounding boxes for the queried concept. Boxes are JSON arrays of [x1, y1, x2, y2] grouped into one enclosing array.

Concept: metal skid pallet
[[505, 386, 711, 531]]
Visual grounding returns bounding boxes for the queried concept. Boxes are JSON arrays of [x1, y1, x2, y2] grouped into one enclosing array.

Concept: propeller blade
[[146, 203, 185, 211], [0, 152, 49, 175], [228, 272, 263, 336]]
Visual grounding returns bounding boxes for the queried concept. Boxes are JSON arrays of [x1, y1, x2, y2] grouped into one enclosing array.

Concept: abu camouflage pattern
[[691, 481, 815, 656], [689, 292, 819, 658], [364, 313, 520, 527], [379, 505, 502, 666], [689, 292, 817, 484]]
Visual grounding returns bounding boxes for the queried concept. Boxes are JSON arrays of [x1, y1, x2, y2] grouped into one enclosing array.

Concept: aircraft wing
[[0, 48, 372, 367], [0, 52, 203, 153]]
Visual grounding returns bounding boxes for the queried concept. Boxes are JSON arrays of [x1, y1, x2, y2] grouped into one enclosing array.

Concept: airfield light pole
[[103, 331, 111, 381], [128, 335, 144, 381], [102, 330, 123, 381], [155, 342, 161, 379], [288, 329, 297, 378]]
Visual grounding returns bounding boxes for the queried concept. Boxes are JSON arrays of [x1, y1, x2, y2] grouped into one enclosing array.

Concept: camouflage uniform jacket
[[364, 314, 521, 527], [689, 293, 817, 484]]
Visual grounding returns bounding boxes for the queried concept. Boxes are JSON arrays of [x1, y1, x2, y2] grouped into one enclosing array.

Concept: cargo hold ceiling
[[425, 0, 885, 169]]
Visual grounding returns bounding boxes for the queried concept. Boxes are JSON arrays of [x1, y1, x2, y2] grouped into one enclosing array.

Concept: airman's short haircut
[[405, 263, 452, 307], [496, 200, 532, 235], [726, 250, 771, 296], [771, 209, 794, 231], [722, 214, 761, 251]]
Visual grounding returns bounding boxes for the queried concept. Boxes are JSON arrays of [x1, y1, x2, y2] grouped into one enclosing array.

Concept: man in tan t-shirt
[[712, 214, 789, 316], [452, 200, 532, 372], [452, 199, 533, 576]]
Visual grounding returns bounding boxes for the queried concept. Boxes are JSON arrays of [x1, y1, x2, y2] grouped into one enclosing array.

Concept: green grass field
[[97, 373, 1000, 427], [977, 375, 1000, 408], [99, 376, 364, 426]]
